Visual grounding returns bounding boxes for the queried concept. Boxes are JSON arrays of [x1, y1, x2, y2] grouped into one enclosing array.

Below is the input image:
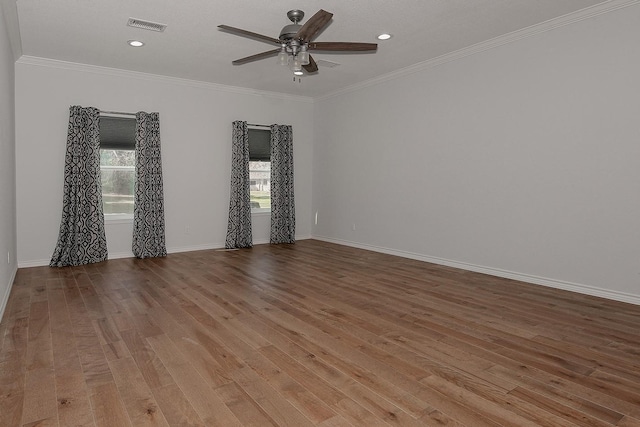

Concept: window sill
[[251, 209, 271, 216], [104, 214, 133, 224]]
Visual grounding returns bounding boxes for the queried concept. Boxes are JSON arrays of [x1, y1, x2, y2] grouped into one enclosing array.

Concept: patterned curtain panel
[[50, 106, 108, 267], [225, 121, 253, 248], [132, 112, 167, 258], [270, 124, 295, 244]]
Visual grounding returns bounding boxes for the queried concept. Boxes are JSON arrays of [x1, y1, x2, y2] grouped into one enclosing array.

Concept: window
[[248, 128, 271, 212], [99, 116, 136, 219]]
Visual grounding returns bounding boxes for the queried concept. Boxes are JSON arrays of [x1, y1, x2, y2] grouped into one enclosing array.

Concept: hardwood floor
[[1, 239, 639, 426]]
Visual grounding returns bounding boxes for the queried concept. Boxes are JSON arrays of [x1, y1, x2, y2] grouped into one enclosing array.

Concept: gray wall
[[0, 1, 18, 320], [313, 5, 640, 303], [7, 3, 640, 313], [15, 59, 314, 265]]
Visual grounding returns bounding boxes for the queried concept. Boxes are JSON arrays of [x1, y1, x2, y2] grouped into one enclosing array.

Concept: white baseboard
[[168, 243, 222, 254], [0, 266, 18, 322], [18, 258, 50, 268], [108, 251, 135, 260], [168, 235, 311, 253], [15, 235, 635, 305], [17, 235, 314, 268], [313, 236, 640, 306]]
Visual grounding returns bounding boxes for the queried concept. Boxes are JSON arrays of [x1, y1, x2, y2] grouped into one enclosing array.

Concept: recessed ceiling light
[[128, 40, 145, 47], [377, 33, 392, 40]]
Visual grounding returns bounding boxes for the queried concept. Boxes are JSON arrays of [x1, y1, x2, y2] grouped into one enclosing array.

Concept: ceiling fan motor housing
[[279, 23, 302, 41], [280, 10, 304, 41]]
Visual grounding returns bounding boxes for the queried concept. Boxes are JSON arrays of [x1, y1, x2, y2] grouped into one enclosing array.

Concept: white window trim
[[101, 165, 135, 171], [251, 207, 271, 215], [104, 213, 133, 223]]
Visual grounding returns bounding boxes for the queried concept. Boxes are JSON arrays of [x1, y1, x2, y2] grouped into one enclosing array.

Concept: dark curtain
[[132, 112, 167, 258], [225, 121, 253, 248], [270, 124, 295, 244], [50, 106, 108, 267]]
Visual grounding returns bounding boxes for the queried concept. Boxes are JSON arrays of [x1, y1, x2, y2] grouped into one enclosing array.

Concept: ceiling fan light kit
[[219, 9, 377, 77]]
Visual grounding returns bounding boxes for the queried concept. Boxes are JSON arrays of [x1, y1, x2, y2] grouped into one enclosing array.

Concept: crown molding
[[0, 0, 22, 60], [13, 0, 640, 103], [16, 55, 315, 104], [317, 0, 640, 101]]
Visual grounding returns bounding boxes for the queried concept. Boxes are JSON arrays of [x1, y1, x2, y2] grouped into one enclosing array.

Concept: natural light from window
[[100, 149, 135, 217], [249, 160, 270, 211]]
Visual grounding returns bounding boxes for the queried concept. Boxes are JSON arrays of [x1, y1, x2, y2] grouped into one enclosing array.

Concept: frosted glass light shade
[[277, 51, 289, 66], [291, 57, 302, 72], [298, 50, 310, 65]]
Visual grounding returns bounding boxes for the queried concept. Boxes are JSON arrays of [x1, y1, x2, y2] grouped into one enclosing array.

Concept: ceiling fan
[[218, 9, 377, 76]]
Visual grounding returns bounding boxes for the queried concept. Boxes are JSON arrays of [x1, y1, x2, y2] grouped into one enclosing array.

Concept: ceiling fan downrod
[[279, 10, 309, 75]]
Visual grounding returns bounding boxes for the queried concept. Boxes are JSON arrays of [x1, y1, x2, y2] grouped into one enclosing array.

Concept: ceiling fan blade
[[302, 55, 318, 73], [218, 25, 281, 45], [309, 42, 377, 52], [295, 9, 333, 42], [232, 49, 280, 65]]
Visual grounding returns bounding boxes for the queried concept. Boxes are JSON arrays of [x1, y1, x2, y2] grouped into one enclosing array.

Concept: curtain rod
[[247, 123, 271, 128], [100, 110, 137, 117]]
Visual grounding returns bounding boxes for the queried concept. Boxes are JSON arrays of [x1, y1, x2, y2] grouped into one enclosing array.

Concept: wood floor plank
[[487, 363, 639, 421], [63, 280, 114, 389], [258, 344, 403, 427], [22, 417, 58, 427], [509, 385, 621, 427], [0, 356, 26, 427], [1, 240, 640, 426], [421, 374, 550, 427], [47, 279, 95, 427], [210, 280, 442, 420], [144, 306, 233, 389], [22, 364, 58, 426], [229, 365, 315, 427], [108, 356, 170, 427], [119, 330, 174, 390], [89, 382, 132, 427], [1, 305, 29, 357], [241, 349, 338, 424], [130, 274, 244, 377], [54, 372, 96, 427], [216, 381, 279, 426], [234, 315, 443, 427], [316, 414, 354, 427], [102, 340, 131, 362], [146, 333, 243, 426], [21, 298, 57, 426], [151, 383, 206, 427], [618, 416, 640, 427]]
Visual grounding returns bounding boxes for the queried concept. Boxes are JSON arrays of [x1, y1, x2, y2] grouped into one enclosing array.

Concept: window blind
[[248, 128, 271, 161], [99, 116, 136, 150]]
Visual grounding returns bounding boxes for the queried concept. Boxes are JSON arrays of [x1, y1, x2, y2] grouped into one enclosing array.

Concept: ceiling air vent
[[316, 59, 340, 68], [127, 18, 167, 32]]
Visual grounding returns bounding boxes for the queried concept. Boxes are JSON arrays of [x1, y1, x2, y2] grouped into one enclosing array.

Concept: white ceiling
[[6, 0, 624, 97]]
